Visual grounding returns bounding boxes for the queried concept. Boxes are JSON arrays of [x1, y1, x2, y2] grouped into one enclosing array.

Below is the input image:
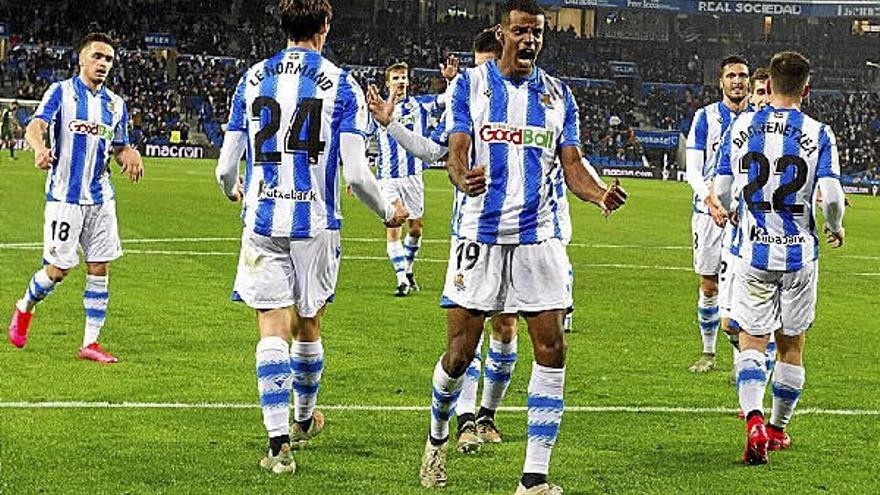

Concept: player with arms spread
[[7, 32, 143, 363], [712, 51, 846, 465], [685, 56, 751, 373], [417, 2, 627, 493], [215, 0, 406, 475]]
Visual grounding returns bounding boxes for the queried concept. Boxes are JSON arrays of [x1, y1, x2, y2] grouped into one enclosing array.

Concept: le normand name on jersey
[[247, 57, 335, 91], [732, 120, 819, 157]]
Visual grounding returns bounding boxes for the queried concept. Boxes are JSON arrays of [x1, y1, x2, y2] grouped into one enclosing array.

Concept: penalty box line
[[0, 401, 877, 416]]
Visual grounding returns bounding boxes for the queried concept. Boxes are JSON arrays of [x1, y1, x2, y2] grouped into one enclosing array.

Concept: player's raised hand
[[34, 146, 54, 170], [823, 224, 845, 248], [385, 199, 409, 228], [366, 84, 395, 127], [600, 178, 627, 217], [440, 54, 460, 81]]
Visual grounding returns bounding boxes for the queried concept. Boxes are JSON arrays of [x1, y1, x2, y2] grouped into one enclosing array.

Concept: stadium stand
[[0, 1, 877, 182]]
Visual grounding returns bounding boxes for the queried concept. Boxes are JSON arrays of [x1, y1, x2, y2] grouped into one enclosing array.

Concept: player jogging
[[7, 32, 143, 363], [372, 61, 440, 296], [417, 2, 627, 493], [685, 55, 750, 373], [712, 51, 846, 465], [215, 0, 407, 475]]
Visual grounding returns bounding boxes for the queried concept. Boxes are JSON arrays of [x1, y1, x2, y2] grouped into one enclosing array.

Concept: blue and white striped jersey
[[227, 47, 371, 238], [445, 60, 580, 245], [34, 76, 129, 205], [374, 95, 438, 179], [687, 101, 750, 214], [716, 106, 840, 272]]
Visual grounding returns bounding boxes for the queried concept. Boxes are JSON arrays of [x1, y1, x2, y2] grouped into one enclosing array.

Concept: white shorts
[[731, 258, 817, 337], [379, 175, 424, 220], [232, 230, 341, 317], [43, 201, 122, 269], [692, 213, 723, 275], [441, 238, 572, 314], [718, 247, 736, 319]]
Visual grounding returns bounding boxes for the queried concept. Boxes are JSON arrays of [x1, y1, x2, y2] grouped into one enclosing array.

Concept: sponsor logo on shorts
[[478, 124, 555, 150], [257, 180, 318, 202], [749, 226, 806, 246], [68, 120, 114, 141]]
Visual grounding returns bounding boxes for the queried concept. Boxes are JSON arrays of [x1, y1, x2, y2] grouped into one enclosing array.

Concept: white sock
[[698, 290, 719, 354], [403, 233, 421, 275], [430, 358, 466, 442], [256, 336, 292, 437], [18, 268, 57, 313], [524, 363, 565, 476], [457, 339, 482, 418], [291, 339, 324, 423], [83, 274, 109, 347], [481, 336, 517, 412], [770, 362, 805, 429], [736, 349, 768, 417], [765, 338, 777, 376], [386, 241, 408, 285]]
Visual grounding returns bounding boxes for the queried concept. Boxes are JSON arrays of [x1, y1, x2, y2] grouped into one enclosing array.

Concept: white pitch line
[[0, 401, 877, 416]]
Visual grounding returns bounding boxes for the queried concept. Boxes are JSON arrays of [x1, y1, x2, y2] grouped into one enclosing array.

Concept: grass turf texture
[[1, 151, 878, 494]]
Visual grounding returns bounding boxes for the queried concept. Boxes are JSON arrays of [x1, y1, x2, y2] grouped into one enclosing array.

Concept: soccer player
[[685, 55, 750, 373], [373, 61, 439, 296], [214, 0, 407, 475], [712, 51, 846, 465], [7, 32, 143, 363], [720, 66, 775, 382], [1, 101, 20, 160], [417, 2, 627, 493], [750, 67, 770, 110], [369, 28, 518, 454]]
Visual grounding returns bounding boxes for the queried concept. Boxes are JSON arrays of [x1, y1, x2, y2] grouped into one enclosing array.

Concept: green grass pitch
[[1, 151, 878, 494]]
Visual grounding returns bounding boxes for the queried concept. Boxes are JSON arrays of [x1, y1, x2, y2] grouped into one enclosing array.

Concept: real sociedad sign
[[542, 0, 880, 18], [145, 33, 176, 49]]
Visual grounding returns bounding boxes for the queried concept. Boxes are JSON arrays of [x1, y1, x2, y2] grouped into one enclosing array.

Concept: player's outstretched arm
[[113, 145, 143, 183], [216, 130, 247, 201], [25, 119, 53, 170], [561, 146, 626, 215], [447, 132, 485, 196], [340, 133, 408, 227], [387, 122, 448, 164]]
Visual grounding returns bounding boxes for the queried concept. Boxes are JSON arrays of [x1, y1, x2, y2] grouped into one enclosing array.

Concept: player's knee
[[533, 338, 566, 367], [441, 350, 473, 378], [45, 265, 69, 283]]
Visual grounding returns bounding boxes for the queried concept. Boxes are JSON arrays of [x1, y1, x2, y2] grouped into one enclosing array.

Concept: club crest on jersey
[[107, 101, 116, 113], [68, 120, 114, 141], [540, 93, 554, 109], [479, 124, 555, 150]]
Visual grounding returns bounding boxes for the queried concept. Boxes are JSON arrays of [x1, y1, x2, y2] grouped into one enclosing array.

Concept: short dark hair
[[77, 32, 115, 54], [501, 0, 545, 25], [719, 55, 748, 76], [384, 62, 408, 81], [279, 0, 332, 42], [769, 51, 810, 97], [473, 27, 502, 56], [751, 67, 769, 82]]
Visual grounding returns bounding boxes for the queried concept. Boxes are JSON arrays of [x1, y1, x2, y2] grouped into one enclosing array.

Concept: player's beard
[[728, 94, 746, 105]]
